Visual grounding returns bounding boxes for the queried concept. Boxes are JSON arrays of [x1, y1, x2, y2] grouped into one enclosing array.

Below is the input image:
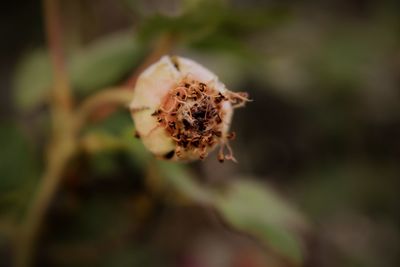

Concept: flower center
[[152, 78, 228, 160]]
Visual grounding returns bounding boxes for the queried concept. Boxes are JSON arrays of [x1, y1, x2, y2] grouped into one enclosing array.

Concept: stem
[[74, 88, 133, 130], [16, 4, 176, 266], [44, 0, 73, 110], [16, 1, 75, 266]]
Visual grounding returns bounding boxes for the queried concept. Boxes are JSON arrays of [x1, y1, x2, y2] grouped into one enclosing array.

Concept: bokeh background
[[1, 0, 400, 266]]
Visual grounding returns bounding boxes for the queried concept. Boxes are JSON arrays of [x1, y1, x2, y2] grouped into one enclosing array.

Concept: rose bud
[[129, 55, 249, 162]]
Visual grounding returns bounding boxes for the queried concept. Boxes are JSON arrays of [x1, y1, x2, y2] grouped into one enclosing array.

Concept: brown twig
[[43, 0, 73, 110], [74, 87, 133, 131], [16, 4, 176, 267], [16, 1, 75, 266]]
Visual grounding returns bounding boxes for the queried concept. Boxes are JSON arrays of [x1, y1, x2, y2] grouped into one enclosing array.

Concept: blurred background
[[1, 0, 400, 266]]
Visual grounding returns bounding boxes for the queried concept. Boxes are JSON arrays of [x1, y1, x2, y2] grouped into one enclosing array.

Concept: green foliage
[[148, 160, 306, 262], [99, 245, 156, 267], [69, 32, 145, 95], [13, 49, 53, 111], [156, 161, 214, 204], [0, 124, 39, 215], [137, 0, 287, 54], [215, 180, 305, 265], [0, 124, 38, 193], [14, 32, 144, 111]]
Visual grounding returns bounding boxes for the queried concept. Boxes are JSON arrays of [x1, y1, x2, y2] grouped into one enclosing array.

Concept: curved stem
[[74, 87, 133, 131]]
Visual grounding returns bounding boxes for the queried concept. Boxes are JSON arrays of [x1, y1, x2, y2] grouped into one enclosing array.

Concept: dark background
[[1, 0, 399, 266]]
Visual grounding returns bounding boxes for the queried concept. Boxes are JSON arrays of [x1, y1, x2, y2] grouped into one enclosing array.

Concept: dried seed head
[[130, 55, 250, 162]]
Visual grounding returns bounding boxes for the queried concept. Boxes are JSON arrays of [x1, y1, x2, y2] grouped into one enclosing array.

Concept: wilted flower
[[130, 55, 249, 162]]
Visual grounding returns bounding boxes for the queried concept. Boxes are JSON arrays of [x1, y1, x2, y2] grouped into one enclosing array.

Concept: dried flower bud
[[130, 55, 249, 162]]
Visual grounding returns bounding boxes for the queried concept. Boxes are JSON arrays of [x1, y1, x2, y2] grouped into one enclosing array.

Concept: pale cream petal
[[130, 56, 180, 110], [130, 56, 179, 143], [141, 124, 175, 156], [175, 57, 216, 83]]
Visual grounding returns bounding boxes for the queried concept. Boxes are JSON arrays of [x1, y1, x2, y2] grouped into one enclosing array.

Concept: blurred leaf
[[84, 111, 133, 136], [0, 124, 39, 214], [122, 0, 183, 17], [215, 180, 305, 265], [13, 49, 52, 110], [137, 0, 287, 53], [81, 112, 138, 176], [14, 32, 144, 111], [100, 245, 157, 267], [189, 33, 251, 56], [89, 151, 120, 178], [157, 161, 214, 204], [124, 129, 152, 168], [70, 32, 145, 95], [136, 0, 225, 42], [152, 162, 305, 264], [0, 124, 38, 193]]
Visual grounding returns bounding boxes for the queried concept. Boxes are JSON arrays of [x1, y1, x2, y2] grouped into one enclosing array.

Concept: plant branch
[[16, 1, 75, 266], [74, 87, 133, 131], [16, 6, 176, 267], [43, 0, 73, 110]]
